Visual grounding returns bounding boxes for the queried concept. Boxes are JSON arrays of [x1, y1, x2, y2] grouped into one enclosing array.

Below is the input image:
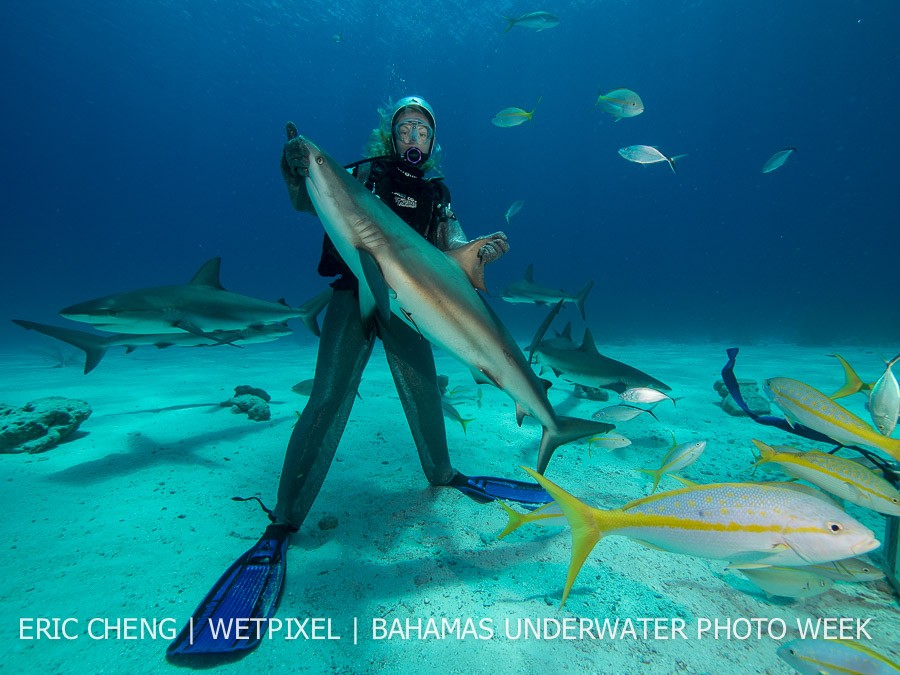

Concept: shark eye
[[108, 311, 120, 317], [827, 522, 842, 533]]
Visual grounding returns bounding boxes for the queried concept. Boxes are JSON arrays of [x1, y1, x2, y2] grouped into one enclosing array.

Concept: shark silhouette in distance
[[500, 264, 593, 320], [526, 300, 671, 394], [14, 319, 296, 374], [531, 327, 671, 394], [58, 258, 329, 338], [294, 128, 613, 473], [525, 301, 670, 394], [14, 260, 332, 373]]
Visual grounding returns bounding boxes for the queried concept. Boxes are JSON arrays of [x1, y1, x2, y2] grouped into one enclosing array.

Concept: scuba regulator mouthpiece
[[401, 147, 425, 166]]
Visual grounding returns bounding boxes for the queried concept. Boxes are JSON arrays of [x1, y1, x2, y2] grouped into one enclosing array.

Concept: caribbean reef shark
[[500, 264, 593, 320], [294, 128, 612, 473], [59, 258, 330, 339], [13, 318, 303, 375], [531, 327, 671, 394]]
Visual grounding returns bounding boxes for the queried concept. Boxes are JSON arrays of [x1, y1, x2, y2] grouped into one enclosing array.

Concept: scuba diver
[[168, 96, 551, 658]]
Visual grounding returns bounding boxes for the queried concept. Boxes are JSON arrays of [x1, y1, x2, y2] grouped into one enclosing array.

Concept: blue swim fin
[[449, 472, 552, 507], [166, 523, 293, 659]]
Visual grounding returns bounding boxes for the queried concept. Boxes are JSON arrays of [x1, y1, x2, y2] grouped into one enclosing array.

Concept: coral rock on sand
[[220, 386, 271, 421], [713, 378, 771, 417], [0, 396, 92, 454]]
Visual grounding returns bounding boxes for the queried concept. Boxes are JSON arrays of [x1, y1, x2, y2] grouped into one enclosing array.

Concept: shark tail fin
[[502, 16, 516, 32], [575, 280, 593, 320], [828, 353, 867, 399], [12, 320, 110, 374], [522, 467, 605, 606], [536, 417, 616, 475]]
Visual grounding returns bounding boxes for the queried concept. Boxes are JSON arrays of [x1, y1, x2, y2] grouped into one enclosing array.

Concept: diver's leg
[[380, 317, 552, 507], [273, 288, 374, 529], [379, 317, 456, 486]]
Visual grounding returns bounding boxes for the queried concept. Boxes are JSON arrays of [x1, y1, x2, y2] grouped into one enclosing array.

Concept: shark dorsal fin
[[561, 322, 573, 340], [190, 258, 226, 290], [524, 263, 534, 283], [579, 328, 600, 354]]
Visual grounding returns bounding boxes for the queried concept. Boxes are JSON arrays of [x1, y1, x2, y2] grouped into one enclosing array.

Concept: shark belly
[[306, 148, 560, 432]]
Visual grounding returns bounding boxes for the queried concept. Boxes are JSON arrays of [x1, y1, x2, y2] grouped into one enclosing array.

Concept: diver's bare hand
[[475, 231, 510, 264], [282, 122, 310, 179]]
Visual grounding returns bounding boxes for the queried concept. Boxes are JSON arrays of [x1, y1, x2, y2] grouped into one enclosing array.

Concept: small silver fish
[[291, 379, 315, 396], [331, 31, 343, 44], [618, 145, 685, 173], [594, 87, 644, 121], [588, 433, 632, 451], [778, 638, 900, 675], [870, 353, 900, 436], [639, 436, 707, 493], [504, 200, 525, 224], [441, 399, 475, 435], [762, 147, 797, 173], [492, 97, 542, 127], [592, 404, 658, 423], [619, 387, 675, 407], [503, 11, 559, 32], [731, 565, 833, 599], [803, 556, 885, 582]]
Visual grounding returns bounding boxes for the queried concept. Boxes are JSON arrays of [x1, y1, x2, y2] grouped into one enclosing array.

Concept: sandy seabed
[[1, 336, 898, 674]]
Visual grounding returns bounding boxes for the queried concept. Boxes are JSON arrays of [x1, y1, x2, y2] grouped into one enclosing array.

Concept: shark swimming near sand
[[292, 126, 612, 473], [14, 319, 295, 374], [500, 264, 593, 320], [58, 258, 330, 338], [531, 327, 671, 394]]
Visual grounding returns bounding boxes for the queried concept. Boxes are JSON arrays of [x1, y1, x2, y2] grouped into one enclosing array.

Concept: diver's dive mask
[[393, 117, 433, 165]]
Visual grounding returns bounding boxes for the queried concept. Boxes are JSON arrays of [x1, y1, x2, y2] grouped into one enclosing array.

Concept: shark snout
[[284, 134, 323, 178]]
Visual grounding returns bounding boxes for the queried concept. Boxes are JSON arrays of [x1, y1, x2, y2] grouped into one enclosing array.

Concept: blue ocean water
[[2, 0, 898, 346], [2, 5, 900, 672]]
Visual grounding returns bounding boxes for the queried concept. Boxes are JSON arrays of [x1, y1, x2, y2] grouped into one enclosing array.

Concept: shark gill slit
[[354, 218, 387, 251]]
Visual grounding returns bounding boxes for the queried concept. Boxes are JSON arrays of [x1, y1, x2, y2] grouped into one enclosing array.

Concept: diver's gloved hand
[[280, 122, 317, 215], [473, 231, 510, 265], [281, 121, 309, 181]]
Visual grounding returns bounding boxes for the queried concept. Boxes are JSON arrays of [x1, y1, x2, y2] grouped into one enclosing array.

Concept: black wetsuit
[[273, 159, 460, 529]]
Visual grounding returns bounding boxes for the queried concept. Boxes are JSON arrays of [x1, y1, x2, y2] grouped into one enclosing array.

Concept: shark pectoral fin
[[446, 241, 488, 292], [515, 402, 529, 427], [469, 367, 498, 388], [173, 321, 242, 348], [357, 249, 391, 326]]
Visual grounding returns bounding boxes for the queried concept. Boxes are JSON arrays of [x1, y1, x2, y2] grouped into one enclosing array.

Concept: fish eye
[[109, 311, 119, 317], [827, 522, 842, 533]]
